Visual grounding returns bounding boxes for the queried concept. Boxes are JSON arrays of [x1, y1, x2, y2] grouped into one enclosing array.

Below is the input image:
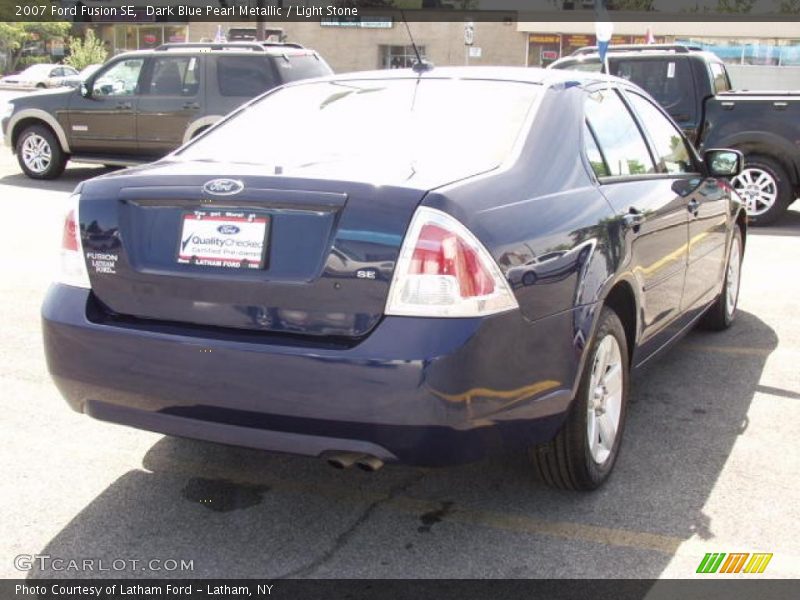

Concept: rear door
[[66, 56, 145, 155], [584, 86, 689, 348], [136, 54, 203, 157], [623, 91, 729, 313]]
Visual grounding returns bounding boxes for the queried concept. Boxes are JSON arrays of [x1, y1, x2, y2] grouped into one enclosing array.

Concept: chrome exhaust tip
[[355, 455, 384, 472], [321, 451, 384, 472], [321, 451, 362, 470]]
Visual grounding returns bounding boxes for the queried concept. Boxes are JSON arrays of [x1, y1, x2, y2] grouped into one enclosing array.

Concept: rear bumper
[[43, 284, 590, 466]]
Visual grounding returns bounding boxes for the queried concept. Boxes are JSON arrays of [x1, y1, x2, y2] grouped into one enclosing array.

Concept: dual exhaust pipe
[[322, 451, 384, 472]]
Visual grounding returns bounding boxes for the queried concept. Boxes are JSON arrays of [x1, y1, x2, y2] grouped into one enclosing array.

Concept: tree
[[0, 22, 72, 74], [607, 0, 656, 10], [65, 29, 107, 70], [779, 0, 800, 13], [716, 0, 755, 12]]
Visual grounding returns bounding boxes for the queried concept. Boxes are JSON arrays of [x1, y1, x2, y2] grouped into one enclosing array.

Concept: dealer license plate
[[177, 210, 269, 270]]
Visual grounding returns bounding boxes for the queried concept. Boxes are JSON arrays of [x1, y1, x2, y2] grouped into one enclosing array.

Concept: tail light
[[58, 193, 90, 289], [385, 207, 518, 317]]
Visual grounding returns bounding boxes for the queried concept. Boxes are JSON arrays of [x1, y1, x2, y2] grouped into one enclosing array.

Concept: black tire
[[15, 124, 67, 180], [701, 226, 743, 332], [530, 306, 630, 491], [733, 154, 793, 226], [35, 83, 46, 89]]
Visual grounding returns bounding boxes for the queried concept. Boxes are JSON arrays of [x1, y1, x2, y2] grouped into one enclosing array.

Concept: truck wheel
[[530, 306, 629, 491], [15, 124, 67, 180], [732, 155, 792, 226], [701, 226, 743, 331]]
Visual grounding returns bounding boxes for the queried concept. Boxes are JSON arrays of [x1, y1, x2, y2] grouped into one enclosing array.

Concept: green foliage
[[16, 55, 51, 69], [65, 30, 107, 70], [716, 0, 756, 12], [779, 0, 800, 13], [0, 21, 72, 74], [608, 0, 656, 10]]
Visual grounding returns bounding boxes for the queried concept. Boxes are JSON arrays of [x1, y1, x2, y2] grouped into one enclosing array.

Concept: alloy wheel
[[732, 167, 778, 217], [21, 134, 52, 174], [587, 334, 624, 465]]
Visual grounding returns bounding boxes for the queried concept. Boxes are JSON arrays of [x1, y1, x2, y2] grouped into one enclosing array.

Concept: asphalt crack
[[276, 471, 427, 578]]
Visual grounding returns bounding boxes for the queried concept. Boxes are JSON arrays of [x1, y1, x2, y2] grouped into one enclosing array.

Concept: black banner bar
[[4, 1, 800, 23], [2, 579, 800, 600]]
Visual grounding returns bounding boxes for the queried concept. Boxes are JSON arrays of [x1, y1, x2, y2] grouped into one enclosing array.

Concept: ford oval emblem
[[203, 178, 244, 196], [217, 224, 240, 235]]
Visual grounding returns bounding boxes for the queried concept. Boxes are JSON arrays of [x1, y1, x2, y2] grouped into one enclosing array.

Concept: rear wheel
[[732, 155, 792, 226], [15, 124, 67, 180], [701, 226, 743, 331], [531, 306, 629, 491]]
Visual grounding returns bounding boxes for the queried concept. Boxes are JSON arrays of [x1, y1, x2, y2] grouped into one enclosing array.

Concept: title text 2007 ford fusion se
[[42, 67, 745, 490]]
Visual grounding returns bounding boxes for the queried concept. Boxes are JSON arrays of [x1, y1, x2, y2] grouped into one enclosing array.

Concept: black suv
[[551, 44, 800, 224], [2, 42, 332, 179]]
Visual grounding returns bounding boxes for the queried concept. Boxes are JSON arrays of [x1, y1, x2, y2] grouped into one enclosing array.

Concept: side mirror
[[80, 83, 91, 98], [704, 149, 743, 178]]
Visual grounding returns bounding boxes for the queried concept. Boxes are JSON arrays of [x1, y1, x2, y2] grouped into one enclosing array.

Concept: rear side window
[[216, 56, 277, 97], [584, 123, 609, 178], [145, 56, 200, 97], [610, 58, 696, 123], [710, 62, 731, 93], [273, 54, 332, 83], [585, 89, 655, 177], [626, 92, 695, 174]]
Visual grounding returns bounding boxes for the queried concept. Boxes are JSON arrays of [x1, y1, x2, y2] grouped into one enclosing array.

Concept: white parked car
[[60, 64, 103, 88], [0, 64, 79, 89]]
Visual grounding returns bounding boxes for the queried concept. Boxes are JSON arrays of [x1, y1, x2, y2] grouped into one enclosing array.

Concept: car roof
[[112, 43, 317, 60], [292, 66, 627, 89], [552, 49, 723, 66]]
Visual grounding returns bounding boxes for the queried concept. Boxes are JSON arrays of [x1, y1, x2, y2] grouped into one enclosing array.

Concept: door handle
[[182, 102, 200, 110], [687, 199, 700, 216], [622, 208, 646, 230]]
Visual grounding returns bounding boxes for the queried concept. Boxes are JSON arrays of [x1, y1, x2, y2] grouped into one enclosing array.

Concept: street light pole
[[256, 0, 267, 41]]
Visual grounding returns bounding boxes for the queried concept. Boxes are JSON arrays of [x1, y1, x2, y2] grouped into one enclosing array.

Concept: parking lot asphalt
[[0, 139, 799, 581]]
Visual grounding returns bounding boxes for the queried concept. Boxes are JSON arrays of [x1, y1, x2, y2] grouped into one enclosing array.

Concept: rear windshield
[[554, 57, 696, 123], [611, 58, 696, 123], [179, 79, 540, 179], [273, 53, 332, 83], [216, 56, 277, 97]]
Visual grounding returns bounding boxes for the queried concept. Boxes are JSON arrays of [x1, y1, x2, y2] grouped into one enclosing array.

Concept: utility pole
[[256, 0, 267, 41]]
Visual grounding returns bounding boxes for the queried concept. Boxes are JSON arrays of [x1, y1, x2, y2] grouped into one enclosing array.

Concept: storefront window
[[165, 26, 187, 44], [138, 27, 163, 50], [380, 45, 426, 69], [113, 25, 188, 53]]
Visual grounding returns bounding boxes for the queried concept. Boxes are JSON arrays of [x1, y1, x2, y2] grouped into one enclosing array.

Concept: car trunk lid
[[80, 165, 429, 339]]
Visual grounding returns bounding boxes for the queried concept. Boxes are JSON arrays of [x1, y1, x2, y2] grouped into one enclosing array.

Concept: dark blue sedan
[[43, 67, 746, 490]]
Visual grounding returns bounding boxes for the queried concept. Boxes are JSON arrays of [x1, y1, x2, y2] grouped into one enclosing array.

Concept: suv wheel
[[16, 124, 67, 180], [531, 306, 630, 491], [732, 155, 792, 226]]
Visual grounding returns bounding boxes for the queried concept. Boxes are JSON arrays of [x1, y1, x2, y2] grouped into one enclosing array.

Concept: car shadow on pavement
[[0, 165, 114, 193], [28, 311, 777, 579], [749, 206, 800, 237]]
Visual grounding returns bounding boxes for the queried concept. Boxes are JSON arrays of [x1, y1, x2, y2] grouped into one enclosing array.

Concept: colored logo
[[696, 552, 773, 574], [203, 179, 244, 196], [217, 225, 240, 235]]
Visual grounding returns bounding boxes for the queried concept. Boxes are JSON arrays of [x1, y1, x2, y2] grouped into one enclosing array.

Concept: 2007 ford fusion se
[[43, 67, 745, 490]]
